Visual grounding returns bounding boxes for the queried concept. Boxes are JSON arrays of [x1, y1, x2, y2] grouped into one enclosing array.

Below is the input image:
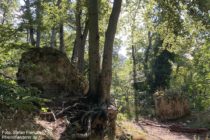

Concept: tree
[[0, 0, 18, 25], [152, 49, 175, 90], [87, 1, 122, 137], [77, 19, 88, 72], [57, 0, 65, 52], [88, 0, 100, 102], [100, 0, 122, 103], [71, 0, 88, 73], [22, 0, 36, 46], [35, 0, 42, 48]]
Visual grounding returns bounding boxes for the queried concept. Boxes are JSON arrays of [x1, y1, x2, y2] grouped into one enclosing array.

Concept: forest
[[0, 0, 210, 140]]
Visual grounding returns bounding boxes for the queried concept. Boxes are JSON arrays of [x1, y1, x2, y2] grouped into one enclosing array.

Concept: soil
[[1, 110, 209, 140], [137, 118, 210, 140]]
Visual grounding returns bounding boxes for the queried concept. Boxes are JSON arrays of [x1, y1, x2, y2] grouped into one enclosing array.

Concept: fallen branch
[[169, 125, 209, 133], [55, 102, 84, 117], [139, 120, 169, 128]]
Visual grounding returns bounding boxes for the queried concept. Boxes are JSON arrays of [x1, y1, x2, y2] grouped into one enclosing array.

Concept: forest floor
[[116, 109, 210, 140], [116, 118, 210, 140], [138, 119, 209, 140], [1, 110, 210, 140]]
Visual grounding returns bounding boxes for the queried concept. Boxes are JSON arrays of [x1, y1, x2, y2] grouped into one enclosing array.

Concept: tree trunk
[[129, 1, 141, 122], [132, 43, 139, 122], [99, 0, 122, 104], [50, 27, 56, 48], [26, 29, 29, 42], [25, 0, 36, 46], [131, 19, 138, 122], [36, 30, 41, 48], [35, 0, 42, 48], [59, 23, 65, 53], [56, 0, 65, 53], [88, 0, 100, 102], [78, 20, 88, 73], [71, 0, 82, 63], [29, 28, 36, 46], [144, 31, 152, 83], [71, 0, 88, 73], [1, 11, 6, 25]]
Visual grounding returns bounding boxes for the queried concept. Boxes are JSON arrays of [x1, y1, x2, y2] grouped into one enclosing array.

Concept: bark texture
[[71, 0, 82, 63], [71, 0, 88, 73], [88, 0, 100, 102], [78, 20, 88, 73], [100, 0, 122, 103]]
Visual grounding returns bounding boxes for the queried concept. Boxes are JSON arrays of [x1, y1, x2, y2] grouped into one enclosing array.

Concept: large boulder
[[16, 47, 88, 100], [154, 90, 190, 120]]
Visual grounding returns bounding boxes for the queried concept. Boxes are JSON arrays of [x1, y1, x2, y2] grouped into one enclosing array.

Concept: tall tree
[[23, 0, 36, 46], [35, 0, 42, 48], [88, 0, 100, 102], [22, 0, 36, 46], [50, 27, 56, 48], [144, 31, 152, 83], [71, 0, 89, 73], [77, 20, 88, 72], [71, 0, 82, 63], [127, 0, 141, 121], [99, 0, 122, 103], [0, 0, 15, 24], [57, 0, 65, 53]]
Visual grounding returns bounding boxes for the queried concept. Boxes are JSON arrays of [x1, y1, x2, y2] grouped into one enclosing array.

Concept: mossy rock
[[16, 47, 88, 101]]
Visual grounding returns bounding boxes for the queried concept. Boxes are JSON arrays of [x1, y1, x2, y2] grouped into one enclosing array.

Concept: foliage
[[187, 42, 210, 110], [0, 77, 49, 111], [152, 49, 175, 91], [0, 0, 209, 119]]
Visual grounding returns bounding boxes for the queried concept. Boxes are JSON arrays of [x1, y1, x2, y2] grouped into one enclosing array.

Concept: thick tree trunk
[[88, 0, 100, 102], [99, 0, 122, 104], [50, 27, 56, 48]]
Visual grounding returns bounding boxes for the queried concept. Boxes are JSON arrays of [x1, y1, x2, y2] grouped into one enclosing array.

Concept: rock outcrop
[[154, 90, 190, 120], [16, 47, 88, 101]]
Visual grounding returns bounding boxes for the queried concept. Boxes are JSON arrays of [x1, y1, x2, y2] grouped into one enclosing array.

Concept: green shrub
[[0, 77, 49, 111]]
